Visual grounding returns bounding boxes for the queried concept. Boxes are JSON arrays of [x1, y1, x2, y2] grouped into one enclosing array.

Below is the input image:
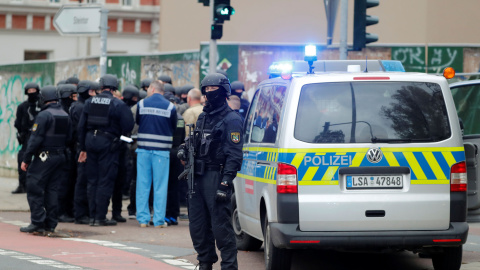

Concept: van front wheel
[[231, 194, 263, 251], [263, 217, 292, 270], [431, 246, 462, 270]]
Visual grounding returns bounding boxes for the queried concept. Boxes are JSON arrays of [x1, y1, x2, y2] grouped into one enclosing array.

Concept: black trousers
[[17, 144, 27, 188], [166, 148, 182, 218], [111, 144, 127, 217], [26, 153, 65, 229], [85, 133, 119, 221], [58, 148, 76, 217], [188, 170, 238, 270], [74, 149, 89, 220]]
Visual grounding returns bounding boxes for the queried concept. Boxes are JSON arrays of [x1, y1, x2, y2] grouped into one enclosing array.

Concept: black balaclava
[[204, 89, 227, 112], [27, 92, 40, 103], [61, 97, 74, 110], [124, 98, 137, 107], [79, 91, 91, 100]]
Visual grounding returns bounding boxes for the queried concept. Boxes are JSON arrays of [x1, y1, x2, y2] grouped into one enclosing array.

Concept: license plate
[[346, 175, 403, 189]]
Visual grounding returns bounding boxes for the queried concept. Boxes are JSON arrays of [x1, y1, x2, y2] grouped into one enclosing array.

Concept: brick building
[[0, 0, 159, 64]]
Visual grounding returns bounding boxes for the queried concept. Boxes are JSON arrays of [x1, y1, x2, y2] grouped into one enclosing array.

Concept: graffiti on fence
[[0, 73, 45, 167], [142, 61, 199, 87], [392, 46, 463, 73]]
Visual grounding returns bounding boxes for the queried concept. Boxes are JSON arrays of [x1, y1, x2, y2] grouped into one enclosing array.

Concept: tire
[[263, 217, 292, 270], [231, 193, 263, 251], [431, 246, 463, 270]]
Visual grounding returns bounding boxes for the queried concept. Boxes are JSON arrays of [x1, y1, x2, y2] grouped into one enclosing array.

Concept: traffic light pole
[[209, 0, 217, 74], [99, 7, 109, 76], [339, 0, 348, 60]]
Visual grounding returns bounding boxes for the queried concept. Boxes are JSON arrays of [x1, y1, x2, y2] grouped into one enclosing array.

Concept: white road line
[[3, 220, 197, 270]]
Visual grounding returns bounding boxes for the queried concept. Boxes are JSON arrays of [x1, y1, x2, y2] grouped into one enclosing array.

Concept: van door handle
[[257, 161, 270, 166]]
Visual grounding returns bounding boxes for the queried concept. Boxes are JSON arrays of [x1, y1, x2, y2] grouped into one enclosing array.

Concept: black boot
[[198, 263, 213, 270], [112, 215, 126, 222], [75, 216, 90, 224], [20, 224, 44, 233], [58, 215, 75, 223], [11, 186, 25, 194], [93, 219, 117, 226]]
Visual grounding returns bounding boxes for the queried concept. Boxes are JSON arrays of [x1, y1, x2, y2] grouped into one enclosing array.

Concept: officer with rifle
[[178, 73, 243, 270]]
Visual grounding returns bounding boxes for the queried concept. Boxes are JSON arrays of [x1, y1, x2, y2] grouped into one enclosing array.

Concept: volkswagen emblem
[[366, 148, 383, 163]]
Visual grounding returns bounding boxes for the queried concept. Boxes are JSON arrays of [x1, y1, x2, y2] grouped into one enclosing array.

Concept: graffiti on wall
[[392, 46, 463, 73], [55, 58, 100, 84], [142, 60, 199, 88], [0, 73, 47, 170]]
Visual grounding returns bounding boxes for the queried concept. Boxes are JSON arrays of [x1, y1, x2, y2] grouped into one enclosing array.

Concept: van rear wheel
[[263, 217, 292, 270], [431, 246, 462, 270], [231, 194, 263, 251]]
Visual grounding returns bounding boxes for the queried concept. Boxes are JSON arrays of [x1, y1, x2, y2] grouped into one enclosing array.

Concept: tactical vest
[[43, 107, 69, 149], [172, 114, 185, 148], [195, 108, 230, 164], [87, 95, 113, 127]]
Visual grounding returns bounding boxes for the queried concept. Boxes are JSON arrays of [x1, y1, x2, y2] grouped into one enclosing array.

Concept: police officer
[[140, 78, 152, 100], [70, 80, 96, 224], [230, 81, 250, 120], [181, 73, 243, 270], [13, 82, 42, 194], [58, 84, 77, 113], [77, 74, 134, 226], [20, 86, 71, 234]]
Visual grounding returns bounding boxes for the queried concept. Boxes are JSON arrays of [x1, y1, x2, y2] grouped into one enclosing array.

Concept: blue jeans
[[136, 149, 170, 226]]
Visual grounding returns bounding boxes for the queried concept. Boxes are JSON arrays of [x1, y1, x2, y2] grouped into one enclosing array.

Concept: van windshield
[[294, 81, 451, 144]]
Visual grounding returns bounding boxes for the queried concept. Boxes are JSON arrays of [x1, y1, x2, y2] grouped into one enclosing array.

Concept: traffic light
[[213, 0, 235, 24], [211, 24, 223, 40], [353, 0, 379, 51], [198, 0, 209, 6]]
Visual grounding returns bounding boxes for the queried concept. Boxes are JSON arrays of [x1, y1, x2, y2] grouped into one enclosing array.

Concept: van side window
[[252, 85, 287, 144], [244, 90, 260, 144]]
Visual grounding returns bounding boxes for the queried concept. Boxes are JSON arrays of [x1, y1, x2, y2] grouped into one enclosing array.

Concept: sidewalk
[[0, 176, 29, 211]]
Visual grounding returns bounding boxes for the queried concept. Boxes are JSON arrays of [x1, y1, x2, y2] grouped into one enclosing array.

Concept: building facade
[[0, 0, 159, 65]]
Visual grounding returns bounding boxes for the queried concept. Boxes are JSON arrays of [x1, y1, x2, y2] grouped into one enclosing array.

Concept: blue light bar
[[380, 60, 405, 72], [268, 61, 293, 76]]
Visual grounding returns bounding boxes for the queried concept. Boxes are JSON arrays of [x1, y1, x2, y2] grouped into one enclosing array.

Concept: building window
[[86, 0, 98, 3], [122, 0, 132, 6], [24, 51, 49, 61], [49, 0, 60, 3]]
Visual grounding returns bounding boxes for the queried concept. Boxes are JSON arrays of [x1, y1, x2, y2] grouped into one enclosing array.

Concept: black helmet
[[164, 83, 175, 94], [163, 91, 176, 103], [181, 84, 194, 95], [66, 77, 80, 85], [99, 74, 119, 90], [58, 84, 77, 99], [91, 82, 101, 91], [140, 78, 153, 89], [158, 75, 172, 85], [77, 80, 92, 94], [139, 89, 147, 99], [230, 81, 244, 91], [200, 73, 231, 95], [40, 86, 58, 102], [24, 82, 40, 95], [57, 80, 66, 86], [122, 85, 140, 100]]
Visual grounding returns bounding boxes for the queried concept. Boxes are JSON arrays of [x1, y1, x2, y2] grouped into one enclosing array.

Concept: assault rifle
[[178, 124, 196, 198]]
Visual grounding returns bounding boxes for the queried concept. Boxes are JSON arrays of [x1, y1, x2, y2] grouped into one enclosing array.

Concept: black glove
[[215, 180, 231, 202], [177, 144, 187, 161]]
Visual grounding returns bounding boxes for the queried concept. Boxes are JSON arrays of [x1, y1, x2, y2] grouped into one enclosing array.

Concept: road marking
[[0, 249, 84, 269], [3, 220, 197, 270]]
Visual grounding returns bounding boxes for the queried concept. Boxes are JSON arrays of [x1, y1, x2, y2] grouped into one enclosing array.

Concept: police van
[[232, 46, 468, 270]]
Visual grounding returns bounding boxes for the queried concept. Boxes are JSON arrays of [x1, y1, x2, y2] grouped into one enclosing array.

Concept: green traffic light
[[217, 5, 235, 16]]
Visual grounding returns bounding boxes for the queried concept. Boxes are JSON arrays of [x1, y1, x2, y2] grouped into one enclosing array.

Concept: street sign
[[53, 5, 102, 36]]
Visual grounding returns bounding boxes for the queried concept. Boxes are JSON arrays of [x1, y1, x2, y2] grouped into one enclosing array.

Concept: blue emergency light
[[304, 45, 317, 74]]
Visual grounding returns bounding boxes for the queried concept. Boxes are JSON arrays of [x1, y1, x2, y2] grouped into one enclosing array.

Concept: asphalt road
[[2, 176, 480, 270]]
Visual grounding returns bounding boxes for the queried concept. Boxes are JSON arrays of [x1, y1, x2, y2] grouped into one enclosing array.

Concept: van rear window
[[294, 82, 451, 143]]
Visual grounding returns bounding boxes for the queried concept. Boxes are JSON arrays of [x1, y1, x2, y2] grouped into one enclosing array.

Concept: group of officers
[[14, 71, 250, 270]]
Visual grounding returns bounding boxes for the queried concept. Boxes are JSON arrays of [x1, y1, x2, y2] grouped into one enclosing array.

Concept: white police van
[[232, 46, 468, 270]]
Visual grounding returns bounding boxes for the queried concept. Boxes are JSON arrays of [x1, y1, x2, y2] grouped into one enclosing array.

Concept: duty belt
[[90, 129, 117, 140], [35, 149, 65, 162]]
